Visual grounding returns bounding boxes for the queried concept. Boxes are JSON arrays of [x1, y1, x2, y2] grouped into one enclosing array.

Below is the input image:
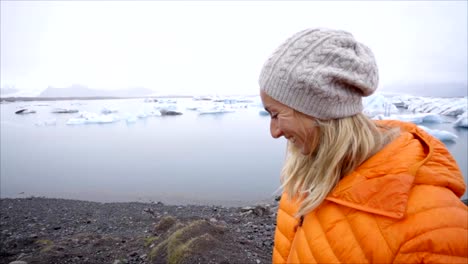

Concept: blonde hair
[[280, 113, 399, 217]]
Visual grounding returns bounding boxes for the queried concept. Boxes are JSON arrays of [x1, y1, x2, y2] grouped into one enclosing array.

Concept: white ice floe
[[155, 104, 178, 111], [363, 93, 399, 116], [393, 95, 468, 117], [126, 116, 138, 124], [454, 112, 468, 128], [198, 105, 235, 115], [101, 107, 119, 114], [373, 113, 444, 124], [137, 105, 163, 118], [66, 111, 120, 125], [35, 118, 57, 126], [418, 125, 458, 142]]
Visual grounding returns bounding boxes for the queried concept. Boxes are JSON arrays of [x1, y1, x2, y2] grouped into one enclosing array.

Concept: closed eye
[[264, 107, 278, 119]]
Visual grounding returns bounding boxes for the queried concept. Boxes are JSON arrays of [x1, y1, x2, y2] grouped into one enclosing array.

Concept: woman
[[259, 28, 467, 263]]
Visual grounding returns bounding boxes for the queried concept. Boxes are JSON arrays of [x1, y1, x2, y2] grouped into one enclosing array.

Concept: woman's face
[[260, 90, 319, 155]]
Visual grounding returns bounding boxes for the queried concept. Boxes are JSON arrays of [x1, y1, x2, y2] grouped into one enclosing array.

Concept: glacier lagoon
[[1, 96, 467, 205]]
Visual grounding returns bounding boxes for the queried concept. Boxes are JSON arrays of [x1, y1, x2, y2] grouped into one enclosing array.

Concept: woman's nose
[[270, 121, 283, 138]]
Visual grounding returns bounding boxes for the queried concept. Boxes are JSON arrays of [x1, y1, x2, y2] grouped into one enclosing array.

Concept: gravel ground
[[0, 197, 279, 264]]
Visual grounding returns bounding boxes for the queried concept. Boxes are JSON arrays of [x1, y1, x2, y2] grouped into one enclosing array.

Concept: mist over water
[[1, 98, 467, 205]]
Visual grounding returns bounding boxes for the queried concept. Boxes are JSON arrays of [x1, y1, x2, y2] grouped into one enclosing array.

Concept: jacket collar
[[325, 121, 434, 219]]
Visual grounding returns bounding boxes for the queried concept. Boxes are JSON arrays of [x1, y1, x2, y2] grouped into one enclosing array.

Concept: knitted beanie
[[259, 28, 379, 120]]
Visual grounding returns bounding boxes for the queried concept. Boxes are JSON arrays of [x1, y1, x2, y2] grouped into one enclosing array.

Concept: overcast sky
[[1, 1, 467, 95]]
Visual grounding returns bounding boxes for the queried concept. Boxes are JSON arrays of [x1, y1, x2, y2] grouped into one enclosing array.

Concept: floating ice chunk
[[418, 125, 458, 142], [15, 108, 36, 114], [35, 118, 57, 126], [155, 104, 178, 111], [101, 107, 119, 114], [147, 110, 162, 117], [373, 113, 444, 124], [363, 93, 398, 116], [373, 114, 423, 124], [66, 111, 120, 125], [126, 116, 138, 124], [198, 105, 235, 115], [420, 113, 444, 123], [66, 118, 87, 125], [186, 106, 199, 111], [454, 112, 468, 128], [136, 112, 148, 119], [51, 108, 79, 114]]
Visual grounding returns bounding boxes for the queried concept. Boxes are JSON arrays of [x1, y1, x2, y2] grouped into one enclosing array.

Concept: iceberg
[[418, 125, 458, 142], [198, 105, 235, 115], [406, 97, 467, 116], [454, 112, 468, 128], [363, 93, 399, 117], [66, 111, 120, 125], [101, 107, 119, 114], [373, 113, 444, 124]]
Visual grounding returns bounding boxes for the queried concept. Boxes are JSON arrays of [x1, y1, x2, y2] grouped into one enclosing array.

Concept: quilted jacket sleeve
[[392, 194, 468, 264], [393, 226, 468, 263]]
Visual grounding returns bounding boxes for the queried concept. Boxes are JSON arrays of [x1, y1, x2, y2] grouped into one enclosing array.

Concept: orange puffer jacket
[[273, 120, 468, 264]]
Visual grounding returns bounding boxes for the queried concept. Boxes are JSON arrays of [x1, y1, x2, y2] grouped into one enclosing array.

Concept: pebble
[[9, 261, 28, 264]]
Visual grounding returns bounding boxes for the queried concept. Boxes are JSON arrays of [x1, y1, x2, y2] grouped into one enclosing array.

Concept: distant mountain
[[381, 82, 468, 97], [38, 85, 154, 98], [0, 87, 19, 96]]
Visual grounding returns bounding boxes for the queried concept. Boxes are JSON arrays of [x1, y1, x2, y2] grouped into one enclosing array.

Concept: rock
[[209, 218, 218, 223], [9, 261, 28, 264], [160, 109, 182, 116], [143, 208, 155, 216], [241, 206, 254, 212], [253, 205, 270, 217], [16, 253, 28, 260]]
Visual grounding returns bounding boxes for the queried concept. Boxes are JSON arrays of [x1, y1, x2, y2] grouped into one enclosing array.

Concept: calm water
[[1, 98, 467, 205]]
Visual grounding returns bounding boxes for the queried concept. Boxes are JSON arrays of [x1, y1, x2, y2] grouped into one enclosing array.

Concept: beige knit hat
[[259, 28, 379, 120]]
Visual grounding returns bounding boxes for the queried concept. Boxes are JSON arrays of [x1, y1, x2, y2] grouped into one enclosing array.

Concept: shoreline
[[0, 197, 278, 264], [0, 193, 279, 208]]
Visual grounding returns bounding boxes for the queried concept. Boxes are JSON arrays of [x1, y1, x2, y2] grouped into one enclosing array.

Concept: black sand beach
[[0, 197, 278, 264]]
